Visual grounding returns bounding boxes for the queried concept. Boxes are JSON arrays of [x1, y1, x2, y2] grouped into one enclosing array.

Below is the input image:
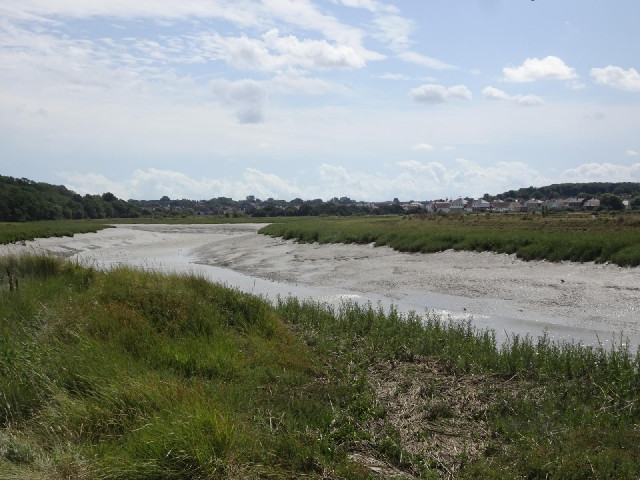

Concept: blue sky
[[1, 0, 640, 201]]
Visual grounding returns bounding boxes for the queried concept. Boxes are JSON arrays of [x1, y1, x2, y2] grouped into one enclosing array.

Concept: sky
[[1, 0, 640, 201]]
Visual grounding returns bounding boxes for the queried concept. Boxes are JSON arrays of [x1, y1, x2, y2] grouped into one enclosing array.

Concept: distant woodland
[[0, 176, 139, 221], [3, 175, 640, 222]]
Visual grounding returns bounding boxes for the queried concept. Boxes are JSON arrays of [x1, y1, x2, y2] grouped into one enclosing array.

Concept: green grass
[[260, 213, 640, 266], [0, 220, 113, 245], [1, 255, 639, 478]]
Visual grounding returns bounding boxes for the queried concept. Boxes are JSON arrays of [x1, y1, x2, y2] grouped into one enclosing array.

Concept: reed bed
[[260, 213, 640, 266], [0, 220, 112, 245], [1, 255, 639, 478]]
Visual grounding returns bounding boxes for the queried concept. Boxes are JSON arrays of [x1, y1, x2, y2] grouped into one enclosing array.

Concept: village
[[408, 196, 607, 213]]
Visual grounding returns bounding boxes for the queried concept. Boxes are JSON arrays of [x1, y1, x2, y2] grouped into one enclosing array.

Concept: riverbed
[[2, 223, 639, 349]]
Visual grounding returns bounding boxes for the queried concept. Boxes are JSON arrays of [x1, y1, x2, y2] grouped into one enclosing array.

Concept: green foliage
[[0, 176, 139, 221], [496, 181, 640, 201], [2, 254, 640, 478], [0, 220, 113, 244], [0, 256, 353, 478], [261, 214, 640, 266]]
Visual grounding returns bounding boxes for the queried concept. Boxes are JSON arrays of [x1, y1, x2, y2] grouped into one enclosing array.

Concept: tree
[[599, 193, 624, 211]]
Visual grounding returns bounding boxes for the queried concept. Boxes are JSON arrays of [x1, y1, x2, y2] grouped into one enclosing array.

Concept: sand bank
[[2, 223, 639, 347]]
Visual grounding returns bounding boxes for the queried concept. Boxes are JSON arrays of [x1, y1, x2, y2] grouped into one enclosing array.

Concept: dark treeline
[[0, 176, 139, 221], [130, 195, 408, 217], [494, 182, 640, 201]]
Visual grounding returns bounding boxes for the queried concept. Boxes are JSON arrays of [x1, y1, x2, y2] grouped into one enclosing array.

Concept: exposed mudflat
[[2, 223, 639, 348]]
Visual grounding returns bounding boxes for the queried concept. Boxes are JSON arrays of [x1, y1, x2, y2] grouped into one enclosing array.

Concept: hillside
[[494, 182, 640, 201], [0, 176, 138, 221]]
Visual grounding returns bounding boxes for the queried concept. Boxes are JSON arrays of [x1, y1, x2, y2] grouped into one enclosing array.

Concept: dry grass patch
[[361, 357, 525, 479]]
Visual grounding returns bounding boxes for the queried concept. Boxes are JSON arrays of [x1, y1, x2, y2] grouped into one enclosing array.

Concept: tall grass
[[260, 213, 640, 266], [0, 255, 352, 479], [2, 255, 639, 478], [0, 220, 112, 245]]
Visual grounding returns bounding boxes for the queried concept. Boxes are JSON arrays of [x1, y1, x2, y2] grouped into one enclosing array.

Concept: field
[[260, 212, 640, 266], [1, 255, 639, 479], [0, 220, 113, 245]]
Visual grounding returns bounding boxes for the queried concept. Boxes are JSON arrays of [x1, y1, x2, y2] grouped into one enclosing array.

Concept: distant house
[[432, 201, 451, 213], [403, 201, 424, 211], [565, 198, 585, 209], [541, 200, 559, 210], [449, 198, 467, 213], [509, 201, 524, 212], [524, 199, 542, 212], [490, 201, 510, 212], [472, 199, 491, 212], [583, 199, 600, 210]]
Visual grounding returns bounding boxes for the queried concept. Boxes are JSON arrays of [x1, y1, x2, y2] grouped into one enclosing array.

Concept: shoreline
[[2, 223, 639, 348]]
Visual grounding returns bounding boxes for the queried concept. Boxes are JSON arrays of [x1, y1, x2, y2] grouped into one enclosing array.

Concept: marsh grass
[[0, 220, 113, 245], [1, 255, 639, 478], [260, 213, 640, 266]]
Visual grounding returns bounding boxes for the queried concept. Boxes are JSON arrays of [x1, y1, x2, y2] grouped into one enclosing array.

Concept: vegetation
[[0, 176, 138, 221], [494, 181, 640, 202], [0, 220, 113, 245], [260, 213, 640, 267], [1, 255, 639, 478]]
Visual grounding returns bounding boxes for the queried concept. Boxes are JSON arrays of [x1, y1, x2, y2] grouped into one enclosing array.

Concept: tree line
[[0, 176, 139, 221], [3, 175, 640, 222]]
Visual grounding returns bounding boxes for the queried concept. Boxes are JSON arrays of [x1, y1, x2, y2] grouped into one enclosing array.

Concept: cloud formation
[[211, 79, 267, 123], [62, 160, 640, 202], [482, 86, 543, 107], [412, 143, 435, 152], [503, 56, 577, 82], [590, 66, 640, 92], [409, 84, 472, 104], [397, 52, 456, 70]]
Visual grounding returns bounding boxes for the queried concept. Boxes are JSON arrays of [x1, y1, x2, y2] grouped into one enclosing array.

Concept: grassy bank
[[1, 256, 639, 478], [0, 220, 113, 245], [260, 213, 640, 266]]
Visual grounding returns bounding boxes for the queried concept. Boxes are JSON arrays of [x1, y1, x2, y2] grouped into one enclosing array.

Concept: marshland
[[1, 214, 640, 478]]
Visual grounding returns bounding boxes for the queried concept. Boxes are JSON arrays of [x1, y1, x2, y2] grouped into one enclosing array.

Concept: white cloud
[[398, 51, 456, 70], [332, 0, 399, 14], [626, 150, 638, 157], [568, 80, 586, 90], [482, 86, 543, 107], [198, 30, 367, 73], [377, 73, 409, 80], [211, 78, 267, 124], [62, 159, 640, 203], [64, 167, 305, 201], [590, 66, 640, 92], [559, 162, 640, 183], [373, 15, 414, 51], [412, 143, 435, 152], [503, 56, 577, 82], [410, 84, 472, 105], [269, 74, 339, 95]]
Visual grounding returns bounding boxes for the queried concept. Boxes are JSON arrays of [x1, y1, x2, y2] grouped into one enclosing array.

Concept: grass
[[259, 212, 640, 266], [1, 255, 639, 478], [0, 220, 114, 245]]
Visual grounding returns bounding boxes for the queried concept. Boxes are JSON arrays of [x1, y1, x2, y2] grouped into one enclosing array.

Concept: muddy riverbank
[[2, 223, 639, 348]]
